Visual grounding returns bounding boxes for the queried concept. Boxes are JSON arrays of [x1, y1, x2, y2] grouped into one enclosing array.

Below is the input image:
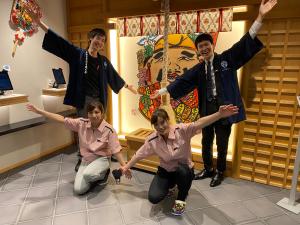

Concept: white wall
[[0, 0, 73, 172], [0, 0, 71, 125]]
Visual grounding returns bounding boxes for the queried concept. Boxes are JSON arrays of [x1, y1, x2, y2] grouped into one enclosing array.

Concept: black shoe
[[112, 169, 122, 183], [75, 158, 82, 172], [210, 171, 224, 187], [194, 168, 214, 180]]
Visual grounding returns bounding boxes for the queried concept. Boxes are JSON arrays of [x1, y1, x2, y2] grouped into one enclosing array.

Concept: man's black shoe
[[210, 171, 224, 187], [194, 168, 214, 180]]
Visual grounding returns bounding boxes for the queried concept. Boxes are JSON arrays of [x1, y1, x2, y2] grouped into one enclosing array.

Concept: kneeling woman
[[26, 101, 131, 195], [120, 105, 238, 215]]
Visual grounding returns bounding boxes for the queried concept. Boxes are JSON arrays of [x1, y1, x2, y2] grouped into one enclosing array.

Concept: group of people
[[25, 0, 276, 216]]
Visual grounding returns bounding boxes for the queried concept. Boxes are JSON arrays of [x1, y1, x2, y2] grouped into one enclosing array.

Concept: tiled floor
[[1, 146, 300, 225]]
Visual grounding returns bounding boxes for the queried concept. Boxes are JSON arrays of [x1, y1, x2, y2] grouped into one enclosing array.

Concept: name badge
[[221, 60, 228, 69]]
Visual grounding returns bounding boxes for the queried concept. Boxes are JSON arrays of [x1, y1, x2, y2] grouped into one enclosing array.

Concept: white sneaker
[[171, 200, 186, 216]]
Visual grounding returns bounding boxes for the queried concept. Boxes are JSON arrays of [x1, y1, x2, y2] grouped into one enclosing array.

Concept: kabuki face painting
[[136, 33, 218, 123], [149, 35, 198, 83]]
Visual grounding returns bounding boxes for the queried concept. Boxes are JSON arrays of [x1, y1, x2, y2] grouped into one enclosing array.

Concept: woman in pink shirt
[[27, 101, 131, 195], [120, 104, 238, 216]]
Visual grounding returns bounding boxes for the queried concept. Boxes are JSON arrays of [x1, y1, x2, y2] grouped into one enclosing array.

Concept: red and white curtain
[[116, 8, 233, 37]]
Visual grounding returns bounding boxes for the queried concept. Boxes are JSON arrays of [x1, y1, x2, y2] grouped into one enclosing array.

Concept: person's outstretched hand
[[150, 90, 160, 99], [258, 0, 277, 21], [127, 84, 137, 95], [26, 103, 41, 114], [218, 104, 239, 118]]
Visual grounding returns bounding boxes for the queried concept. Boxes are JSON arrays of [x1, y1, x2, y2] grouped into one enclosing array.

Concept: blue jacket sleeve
[[221, 32, 264, 70], [42, 29, 79, 64], [166, 63, 202, 100], [105, 57, 125, 94]]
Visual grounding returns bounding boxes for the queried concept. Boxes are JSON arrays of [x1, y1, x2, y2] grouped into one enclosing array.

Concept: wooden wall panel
[[67, 0, 105, 26], [238, 18, 300, 189]]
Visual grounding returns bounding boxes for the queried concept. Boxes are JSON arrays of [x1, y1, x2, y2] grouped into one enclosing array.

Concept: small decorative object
[[9, 0, 42, 57], [112, 169, 122, 184]]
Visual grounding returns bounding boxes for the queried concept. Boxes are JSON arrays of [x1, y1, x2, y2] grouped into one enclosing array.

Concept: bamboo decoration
[[159, 0, 176, 124]]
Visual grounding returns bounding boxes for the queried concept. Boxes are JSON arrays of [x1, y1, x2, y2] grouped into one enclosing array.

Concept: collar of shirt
[[205, 54, 214, 65], [86, 119, 108, 132], [157, 125, 178, 141]]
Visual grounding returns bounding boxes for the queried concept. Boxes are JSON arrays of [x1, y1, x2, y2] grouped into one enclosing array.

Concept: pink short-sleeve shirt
[[64, 118, 122, 162], [134, 122, 201, 172]]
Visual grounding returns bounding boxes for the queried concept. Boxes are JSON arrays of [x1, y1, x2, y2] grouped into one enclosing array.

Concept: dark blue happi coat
[[167, 32, 264, 124], [42, 29, 125, 109]]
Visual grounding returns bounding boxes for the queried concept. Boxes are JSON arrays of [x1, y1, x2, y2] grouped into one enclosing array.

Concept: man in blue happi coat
[[152, 0, 277, 187]]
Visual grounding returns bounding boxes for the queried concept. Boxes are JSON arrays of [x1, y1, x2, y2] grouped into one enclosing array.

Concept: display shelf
[[42, 88, 66, 97], [0, 94, 28, 107]]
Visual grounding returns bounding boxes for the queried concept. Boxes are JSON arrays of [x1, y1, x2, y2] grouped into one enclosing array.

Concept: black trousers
[[148, 164, 194, 204], [202, 99, 232, 172]]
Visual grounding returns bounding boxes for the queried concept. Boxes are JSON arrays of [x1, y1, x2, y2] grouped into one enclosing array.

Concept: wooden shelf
[[271, 54, 300, 59], [253, 178, 268, 185], [240, 165, 253, 171], [255, 168, 268, 175], [239, 174, 252, 181], [0, 94, 28, 107], [244, 127, 298, 140], [270, 171, 284, 179], [269, 41, 300, 46], [42, 88, 66, 97], [247, 108, 295, 117], [259, 30, 300, 35], [252, 98, 277, 104], [243, 137, 272, 146], [249, 87, 297, 94], [251, 98, 295, 105]]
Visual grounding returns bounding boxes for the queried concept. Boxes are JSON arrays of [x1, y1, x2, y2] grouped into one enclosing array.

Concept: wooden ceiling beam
[[67, 0, 300, 27]]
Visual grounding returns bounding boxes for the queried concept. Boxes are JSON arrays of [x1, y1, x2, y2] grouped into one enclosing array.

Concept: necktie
[[206, 61, 214, 101]]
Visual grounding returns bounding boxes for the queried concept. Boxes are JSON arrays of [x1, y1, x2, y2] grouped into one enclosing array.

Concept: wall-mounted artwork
[[136, 33, 218, 123], [9, 0, 42, 57]]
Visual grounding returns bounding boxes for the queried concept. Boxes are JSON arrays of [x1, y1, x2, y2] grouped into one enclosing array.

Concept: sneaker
[[171, 200, 186, 216]]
